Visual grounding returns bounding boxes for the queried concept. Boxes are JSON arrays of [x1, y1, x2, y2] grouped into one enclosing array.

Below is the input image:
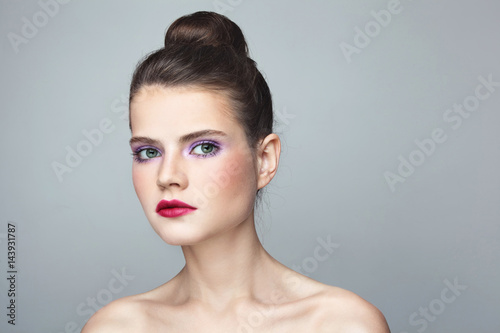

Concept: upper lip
[[156, 199, 196, 212]]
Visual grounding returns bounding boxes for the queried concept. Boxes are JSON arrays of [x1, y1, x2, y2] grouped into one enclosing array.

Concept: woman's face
[[129, 86, 259, 245]]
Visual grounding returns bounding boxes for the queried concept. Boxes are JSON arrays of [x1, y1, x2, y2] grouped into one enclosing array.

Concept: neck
[[176, 214, 279, 309]]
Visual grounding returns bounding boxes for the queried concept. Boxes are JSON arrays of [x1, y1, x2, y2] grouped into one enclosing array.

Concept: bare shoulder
[[311, 285, 391, 332], [277, 269, 390, 332], [81, 295, 150, 333]]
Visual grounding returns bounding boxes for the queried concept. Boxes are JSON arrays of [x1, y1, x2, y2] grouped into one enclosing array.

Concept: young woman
[[83, 11, 390, 332]]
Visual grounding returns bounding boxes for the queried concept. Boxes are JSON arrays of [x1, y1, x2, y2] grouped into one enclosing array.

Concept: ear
[[256, 133, 281, 190]]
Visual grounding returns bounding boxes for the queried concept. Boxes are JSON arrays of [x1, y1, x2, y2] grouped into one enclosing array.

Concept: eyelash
[[131, 140, 221, 163]]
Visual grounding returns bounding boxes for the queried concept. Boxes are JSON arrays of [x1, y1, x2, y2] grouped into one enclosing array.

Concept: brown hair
[[129, 11, 273, 149]]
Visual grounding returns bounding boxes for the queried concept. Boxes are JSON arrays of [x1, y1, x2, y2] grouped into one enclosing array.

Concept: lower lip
[[157, 208, 196, 218]]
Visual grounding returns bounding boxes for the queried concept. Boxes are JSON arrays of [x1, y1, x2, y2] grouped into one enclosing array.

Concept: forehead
[[130, 85, 241, 139]]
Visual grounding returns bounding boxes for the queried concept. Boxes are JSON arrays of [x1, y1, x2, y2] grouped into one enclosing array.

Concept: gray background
[[1, 0, 499, 332]]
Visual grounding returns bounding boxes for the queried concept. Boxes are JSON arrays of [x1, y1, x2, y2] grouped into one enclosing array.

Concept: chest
[[144, 303, 324, 333]]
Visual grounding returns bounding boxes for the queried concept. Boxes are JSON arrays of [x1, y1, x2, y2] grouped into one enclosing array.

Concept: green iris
[[200, 143, 214, 154], [145, 148, 159, 158]]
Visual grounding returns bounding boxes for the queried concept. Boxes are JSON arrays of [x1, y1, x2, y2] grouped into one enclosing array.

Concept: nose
[[156, 152, 188, 190]]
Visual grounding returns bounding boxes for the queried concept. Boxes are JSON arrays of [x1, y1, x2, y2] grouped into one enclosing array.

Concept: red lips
[[156, 199, 197, 218]]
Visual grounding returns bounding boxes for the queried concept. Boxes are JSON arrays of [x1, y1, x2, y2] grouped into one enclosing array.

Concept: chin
[[158, 232, 204, 246], [147, 219, 211, 246]]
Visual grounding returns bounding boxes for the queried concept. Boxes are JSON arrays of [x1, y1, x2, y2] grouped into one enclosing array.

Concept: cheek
[[208, 152, 257, 201]]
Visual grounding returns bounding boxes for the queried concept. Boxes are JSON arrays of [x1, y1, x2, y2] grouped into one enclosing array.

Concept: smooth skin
[[82, 86, 391, 332]]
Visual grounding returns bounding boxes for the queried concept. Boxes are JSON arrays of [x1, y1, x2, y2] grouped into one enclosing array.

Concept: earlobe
[[257, 133, 281, 190]]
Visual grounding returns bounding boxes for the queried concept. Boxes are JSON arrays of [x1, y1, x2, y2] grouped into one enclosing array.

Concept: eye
[[190, 142, 219, 157], [132, 147, 162, 162], [142, 148, 160, 159]]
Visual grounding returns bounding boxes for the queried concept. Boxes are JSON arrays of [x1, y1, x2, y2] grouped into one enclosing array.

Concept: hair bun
[[164, 11, 248, 57]]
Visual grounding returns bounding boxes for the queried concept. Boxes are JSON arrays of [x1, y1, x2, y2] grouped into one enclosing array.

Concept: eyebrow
[[129, 129, 228, 147]]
